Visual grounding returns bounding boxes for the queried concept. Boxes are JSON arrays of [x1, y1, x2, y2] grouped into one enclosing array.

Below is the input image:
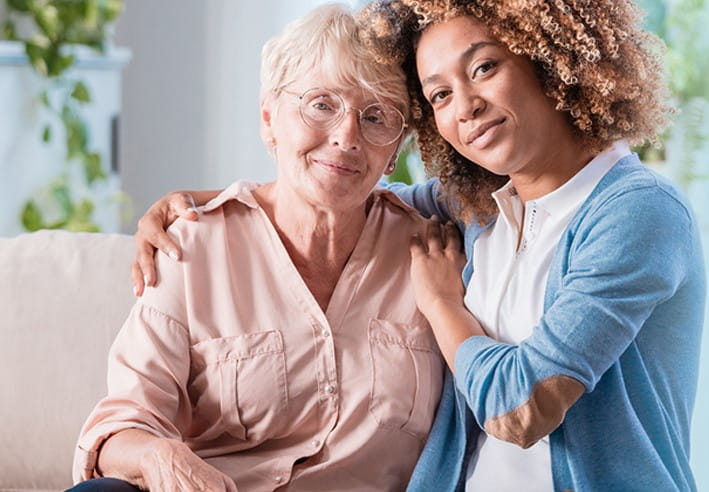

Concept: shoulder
[[567, 156, 697, 251], [167, 180, 261, 249], [586, 155, 694, 223], [566, 155, 703, 279]]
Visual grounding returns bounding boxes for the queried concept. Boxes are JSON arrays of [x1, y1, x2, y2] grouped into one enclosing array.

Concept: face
[[261, 71, 402, 212], [416, 15, 574, 179]]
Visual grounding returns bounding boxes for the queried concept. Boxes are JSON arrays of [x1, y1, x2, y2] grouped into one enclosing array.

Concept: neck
[[510, 134, 596, 203], [252, 182, 369, 310]]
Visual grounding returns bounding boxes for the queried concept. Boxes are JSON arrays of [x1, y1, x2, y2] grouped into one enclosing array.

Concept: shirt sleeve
[[454, 184, 698, 447], [72, 255, 193, 482]]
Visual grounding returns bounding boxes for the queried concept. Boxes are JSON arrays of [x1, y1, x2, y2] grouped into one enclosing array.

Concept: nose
[[329, 109, 362, 151], [455, 92, 484, 122]]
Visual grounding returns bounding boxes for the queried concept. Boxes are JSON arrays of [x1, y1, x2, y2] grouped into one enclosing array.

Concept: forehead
[[289, 71, 386, 104], [416, 15, 499, 74]]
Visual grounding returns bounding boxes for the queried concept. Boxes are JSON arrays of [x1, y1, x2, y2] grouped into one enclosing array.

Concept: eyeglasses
[[281, 87, 407, 146]]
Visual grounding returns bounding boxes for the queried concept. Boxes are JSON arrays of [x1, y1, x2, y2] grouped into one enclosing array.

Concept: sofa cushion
[[0, 230, 135, 491]]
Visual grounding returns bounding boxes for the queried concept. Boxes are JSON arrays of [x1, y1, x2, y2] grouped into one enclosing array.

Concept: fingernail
[[168, 250, 179, 261], [144, 275, 150, 287], [188, 207, 200, 215], [132, 285, 139, 296]]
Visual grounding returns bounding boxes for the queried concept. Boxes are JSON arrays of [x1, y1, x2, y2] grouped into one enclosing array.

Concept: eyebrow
[[421, 41, 500, 87]]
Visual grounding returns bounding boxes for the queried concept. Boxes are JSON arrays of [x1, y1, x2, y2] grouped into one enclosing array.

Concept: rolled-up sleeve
[[454, 185, 694, 446], [72, 302, 192, 482]]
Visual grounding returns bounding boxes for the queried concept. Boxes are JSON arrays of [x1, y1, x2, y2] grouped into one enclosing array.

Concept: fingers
[[410, 233, 427, 257], [134, 235, 160, 290], [426, 217, 444, 252], [131, 261, 145, 297], [173, 192, 200, 222], [443, 221, 462, 253]]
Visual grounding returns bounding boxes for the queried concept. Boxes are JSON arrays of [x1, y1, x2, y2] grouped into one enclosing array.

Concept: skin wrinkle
[[483, 375, 585, 448]]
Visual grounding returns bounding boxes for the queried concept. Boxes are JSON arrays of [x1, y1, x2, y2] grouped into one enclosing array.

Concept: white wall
[[114, 0, 351, 230]]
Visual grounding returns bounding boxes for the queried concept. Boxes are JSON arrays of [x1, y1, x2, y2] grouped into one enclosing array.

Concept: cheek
[[433, 110, 456, 142]]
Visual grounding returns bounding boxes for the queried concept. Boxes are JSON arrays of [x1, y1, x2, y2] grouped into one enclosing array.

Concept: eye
[[472, 60, 497, 79], [364, 113, 384, 125], [311, 100, 335, 112], [429, 89, 451, 105], [304, 92, 340, 113]]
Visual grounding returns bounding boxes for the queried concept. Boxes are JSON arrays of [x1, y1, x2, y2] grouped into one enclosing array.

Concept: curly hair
[[359, 0, 673, 220]]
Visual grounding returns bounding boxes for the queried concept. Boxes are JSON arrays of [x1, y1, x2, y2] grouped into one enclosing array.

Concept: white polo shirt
[[464, 141, 631, 491]]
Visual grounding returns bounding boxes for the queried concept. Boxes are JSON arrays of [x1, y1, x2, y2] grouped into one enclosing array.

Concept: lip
[[312, 158, 361, 176], [465, 117, 506, 149]]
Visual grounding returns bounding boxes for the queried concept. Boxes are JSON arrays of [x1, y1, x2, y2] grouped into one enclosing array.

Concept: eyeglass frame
[[278, 87, 408, 147]]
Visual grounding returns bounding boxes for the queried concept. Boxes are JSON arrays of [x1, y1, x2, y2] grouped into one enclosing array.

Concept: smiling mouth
[[465, 117, 506, 147], [312, 158, 360, 176]]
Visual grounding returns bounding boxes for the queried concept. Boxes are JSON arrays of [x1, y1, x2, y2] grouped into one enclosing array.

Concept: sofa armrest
[[0, 230, 136, 491]]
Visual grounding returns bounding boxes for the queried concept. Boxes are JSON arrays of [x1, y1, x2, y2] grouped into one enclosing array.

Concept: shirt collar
[[199, 181, 424, 219], [491, 140, 631, 220]]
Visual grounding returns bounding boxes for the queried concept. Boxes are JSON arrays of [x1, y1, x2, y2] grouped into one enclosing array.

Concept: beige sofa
[[0, 230, 136, 492]]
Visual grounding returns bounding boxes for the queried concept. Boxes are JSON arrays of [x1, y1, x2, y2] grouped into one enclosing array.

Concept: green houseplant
[[3, 0, 124, 231]]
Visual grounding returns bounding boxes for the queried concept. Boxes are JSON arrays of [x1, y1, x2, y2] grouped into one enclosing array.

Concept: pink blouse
[[73, 181, 444, 491]]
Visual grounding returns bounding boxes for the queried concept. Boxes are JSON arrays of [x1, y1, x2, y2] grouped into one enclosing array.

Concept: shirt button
[[324, 384, 336, 394], [321, 328, 330, 337], [311, 439, 320, 448]]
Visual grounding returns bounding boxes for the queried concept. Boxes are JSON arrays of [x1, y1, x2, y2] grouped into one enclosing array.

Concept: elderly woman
[[69, 4, 444, 491], [136, 0, 705, 491]]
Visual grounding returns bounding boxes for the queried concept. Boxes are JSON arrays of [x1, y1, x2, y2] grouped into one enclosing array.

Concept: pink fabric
[[73, 181, 444, 491]]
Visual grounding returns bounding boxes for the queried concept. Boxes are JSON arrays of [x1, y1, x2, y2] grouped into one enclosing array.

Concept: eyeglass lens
[[299, 89, 404, 145]]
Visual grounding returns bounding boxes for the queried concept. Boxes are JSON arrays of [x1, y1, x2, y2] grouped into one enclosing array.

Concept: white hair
[[259, 3, 410, 117]]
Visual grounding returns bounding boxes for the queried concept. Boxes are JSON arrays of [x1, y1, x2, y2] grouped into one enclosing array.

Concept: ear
[[259, 93, 276, 145], [383, 158, 397, 176]]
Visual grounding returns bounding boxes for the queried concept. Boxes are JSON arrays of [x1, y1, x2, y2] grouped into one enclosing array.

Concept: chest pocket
[[368, 319, 444, 440], [188, 330, 288, 442]]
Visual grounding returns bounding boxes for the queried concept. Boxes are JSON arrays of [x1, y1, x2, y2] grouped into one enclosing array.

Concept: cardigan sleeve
[[454, 183, 697, 448], [384, 178, 456, 222]]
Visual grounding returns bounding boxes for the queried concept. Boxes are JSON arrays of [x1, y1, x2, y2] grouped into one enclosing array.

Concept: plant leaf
[[21, 200, 45, 232], [84, 152, 106, 184], [8, 0, 32, 13], [49, 53, 75, 78], [34, 4, 60, 40], [71, 81, 92, 103], [42, 124, 52, 143], [25, 41, 49, 76], [66, 199, 100, 232], [3, 20, 18, 40], [102, 0, 124, 22]]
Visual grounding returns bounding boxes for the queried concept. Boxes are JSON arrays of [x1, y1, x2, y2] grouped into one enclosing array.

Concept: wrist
[[419, 295, 465, 320]]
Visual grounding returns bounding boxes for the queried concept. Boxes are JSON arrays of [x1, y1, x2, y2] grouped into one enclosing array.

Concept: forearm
[[97, 428, 161, 487], [422, 298, 486, 372]]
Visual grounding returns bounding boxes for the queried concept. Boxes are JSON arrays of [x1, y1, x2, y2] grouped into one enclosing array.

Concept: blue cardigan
[[389, 154, 706, 491]]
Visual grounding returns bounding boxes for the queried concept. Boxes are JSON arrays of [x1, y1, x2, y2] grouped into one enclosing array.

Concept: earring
[[386, 162, 396, 173], [265, 137, 276, 147]]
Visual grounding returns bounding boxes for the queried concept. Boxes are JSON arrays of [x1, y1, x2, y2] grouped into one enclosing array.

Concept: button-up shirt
[[73, 181, 444, 491], [464, 141, 631, 492]]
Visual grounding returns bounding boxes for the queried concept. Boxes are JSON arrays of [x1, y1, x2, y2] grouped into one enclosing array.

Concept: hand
[[138, 438, 238, 492], [409, 219, 467, 318], [132, 192, 199, 296]]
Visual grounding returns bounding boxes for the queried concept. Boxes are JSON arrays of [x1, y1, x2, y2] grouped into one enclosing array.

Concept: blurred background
[[1, 0, 707, 488]]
